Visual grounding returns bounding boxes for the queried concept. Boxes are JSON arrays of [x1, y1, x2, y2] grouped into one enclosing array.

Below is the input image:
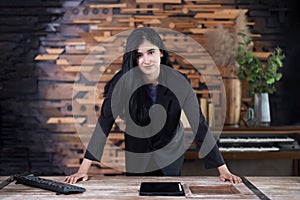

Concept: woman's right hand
[[64, 158, 92, 184], [64, 172, 88, 184]]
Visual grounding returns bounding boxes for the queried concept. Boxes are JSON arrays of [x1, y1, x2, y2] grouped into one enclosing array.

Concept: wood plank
[[143, 19, 162, 25], [251, 34, 262, 38], [121, 8, 160, 13], [94, 26, 131, 31], [63, 41, 86, 46], [168, 22, 196, 28], [196, 20, 234, 25], [61, 66, 93, 72], [195, 9, 247, 19], [117, 18, 162, 25], [72, 20, 104, 24], [194, 13, 237, 19], [189, 28, 208, 34], [89, 3, 127, 8], [75, 98, 103, 105], [34, 54, 59, 61], [56, 59, 70, 65], [134, 15, 168, 19], [45, 48, 64, 54], [253, 52, 271, 59], [46, 117, 86, 124]]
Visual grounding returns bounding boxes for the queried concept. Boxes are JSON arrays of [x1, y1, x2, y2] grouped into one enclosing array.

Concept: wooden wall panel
[[0, 0, 296, 176]]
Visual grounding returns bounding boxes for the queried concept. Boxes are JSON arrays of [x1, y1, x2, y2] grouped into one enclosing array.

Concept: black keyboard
[[14, 174, 86, 195]]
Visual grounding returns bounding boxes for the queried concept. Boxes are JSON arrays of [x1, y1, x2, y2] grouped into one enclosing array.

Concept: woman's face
[[136, 40, 162, 82]]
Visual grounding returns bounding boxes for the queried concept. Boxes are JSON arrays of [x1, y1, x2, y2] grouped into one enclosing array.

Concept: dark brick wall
[[0, 0, 66, 175], [279, 0, 300, 125]]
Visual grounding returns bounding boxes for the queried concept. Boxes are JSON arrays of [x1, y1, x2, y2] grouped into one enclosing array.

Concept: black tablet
[[139, 182, 185, 196]]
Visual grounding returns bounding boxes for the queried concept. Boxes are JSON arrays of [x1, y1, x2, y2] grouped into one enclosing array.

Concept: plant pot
[[254, 93, 271, 126]]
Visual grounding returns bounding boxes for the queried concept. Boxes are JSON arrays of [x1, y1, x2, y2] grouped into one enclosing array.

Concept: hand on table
[[64, 172, 88, 184], [218, 164, 242, 184]]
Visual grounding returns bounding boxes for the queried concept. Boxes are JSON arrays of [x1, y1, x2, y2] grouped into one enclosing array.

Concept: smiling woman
[[64, 27, 241, 184], [136, 41, 162, 84]]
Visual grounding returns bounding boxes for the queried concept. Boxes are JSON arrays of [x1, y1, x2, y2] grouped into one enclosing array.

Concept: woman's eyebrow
[[145, 48, 157, 53], [137, 48, 157, 53]]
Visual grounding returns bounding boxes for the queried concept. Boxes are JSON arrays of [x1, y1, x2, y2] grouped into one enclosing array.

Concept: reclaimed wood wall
[[0, 0, 298, 175]]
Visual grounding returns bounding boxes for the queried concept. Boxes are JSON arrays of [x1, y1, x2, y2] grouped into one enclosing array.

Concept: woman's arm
[[64, 97, 114, 184], [181, 77, 241, 184], [64, 74, 122, 184], [64, 158, 92, 184]]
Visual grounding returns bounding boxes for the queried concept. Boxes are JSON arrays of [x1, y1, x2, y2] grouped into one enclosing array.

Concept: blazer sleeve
[[84, 74, 121, 162], [182, 82, 225, 169]]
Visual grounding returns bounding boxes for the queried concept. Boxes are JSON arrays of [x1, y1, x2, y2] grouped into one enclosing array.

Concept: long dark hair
[[104, 27, 173, 125]]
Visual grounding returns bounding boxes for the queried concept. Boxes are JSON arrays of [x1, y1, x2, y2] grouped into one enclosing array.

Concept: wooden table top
[[0, 176, 299, 199]]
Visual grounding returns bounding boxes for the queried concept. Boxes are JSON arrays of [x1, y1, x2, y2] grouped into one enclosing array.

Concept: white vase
[[254, 93, 271, 126]]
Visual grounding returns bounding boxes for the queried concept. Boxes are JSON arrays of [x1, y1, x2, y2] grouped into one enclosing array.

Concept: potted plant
[[205, 11, 250, 126], [235, 30, 285, 126]]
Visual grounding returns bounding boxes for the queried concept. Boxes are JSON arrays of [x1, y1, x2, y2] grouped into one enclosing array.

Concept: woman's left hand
[[218, 164, 242, 184]]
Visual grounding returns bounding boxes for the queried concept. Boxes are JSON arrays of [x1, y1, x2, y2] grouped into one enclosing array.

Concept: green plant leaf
[[266, 78, 275, 84], [276, 57, 283, 67], [275, 73, 282, 81]]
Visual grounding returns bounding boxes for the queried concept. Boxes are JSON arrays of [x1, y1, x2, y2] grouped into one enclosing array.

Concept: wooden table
[[0, 176, 299, 199]]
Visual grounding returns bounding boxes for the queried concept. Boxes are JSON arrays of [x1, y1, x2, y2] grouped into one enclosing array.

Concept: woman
[[65, 27, 242, 184]]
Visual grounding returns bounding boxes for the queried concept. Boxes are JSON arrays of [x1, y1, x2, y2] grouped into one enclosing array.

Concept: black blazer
[[85, 66, 225, 173]]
